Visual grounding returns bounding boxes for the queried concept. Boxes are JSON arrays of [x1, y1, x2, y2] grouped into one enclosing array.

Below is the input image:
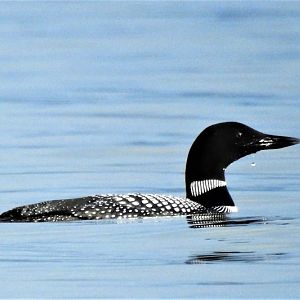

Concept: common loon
[[0, 122, 298, 222]]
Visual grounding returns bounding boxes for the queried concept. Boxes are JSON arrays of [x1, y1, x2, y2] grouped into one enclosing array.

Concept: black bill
[[254, 134, 300, 150]]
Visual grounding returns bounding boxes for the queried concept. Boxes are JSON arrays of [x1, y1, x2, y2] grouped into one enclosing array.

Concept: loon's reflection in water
[[186, 251, 286, 264], [186, 213, 267, 229], [186, 213, 267, 228], [185, 215, 288, 265]]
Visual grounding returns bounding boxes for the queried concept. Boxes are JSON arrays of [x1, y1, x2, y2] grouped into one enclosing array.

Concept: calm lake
[[0, 2, 300, 298]]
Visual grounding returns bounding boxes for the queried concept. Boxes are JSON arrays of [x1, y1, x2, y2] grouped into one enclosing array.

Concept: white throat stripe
[[190, 179, 226, 196], [213, 205, 239, 213]]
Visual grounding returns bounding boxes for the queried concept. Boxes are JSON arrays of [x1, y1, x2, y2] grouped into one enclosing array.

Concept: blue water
[[1, 2, 300, 298]]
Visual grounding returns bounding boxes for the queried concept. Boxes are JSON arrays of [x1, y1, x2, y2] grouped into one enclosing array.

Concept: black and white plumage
[[0, 122, 298, 222], [0, 194, 206, 222], [190, 179, 227, 197]]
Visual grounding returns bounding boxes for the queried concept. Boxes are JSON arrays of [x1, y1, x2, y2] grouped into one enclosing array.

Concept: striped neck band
[[212, 205, 239, 213], [190, 179, 226, 197]]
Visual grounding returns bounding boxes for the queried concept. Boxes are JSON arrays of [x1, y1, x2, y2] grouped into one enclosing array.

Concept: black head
[[185, 122, 299, 209]]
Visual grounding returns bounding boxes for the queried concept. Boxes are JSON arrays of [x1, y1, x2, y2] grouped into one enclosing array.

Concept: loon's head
[[185, 122, 299, 210]]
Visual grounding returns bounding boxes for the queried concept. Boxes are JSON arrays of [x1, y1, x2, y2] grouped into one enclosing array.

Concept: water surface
[[0, 2, 300, 298]]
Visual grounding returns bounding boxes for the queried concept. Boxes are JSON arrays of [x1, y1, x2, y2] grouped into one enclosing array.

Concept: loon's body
[[0, 122, 298, 222], [0, 194, 205, 222]]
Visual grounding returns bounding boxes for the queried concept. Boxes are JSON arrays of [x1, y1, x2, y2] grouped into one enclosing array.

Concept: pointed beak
[[252, 134, 300, 151]]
